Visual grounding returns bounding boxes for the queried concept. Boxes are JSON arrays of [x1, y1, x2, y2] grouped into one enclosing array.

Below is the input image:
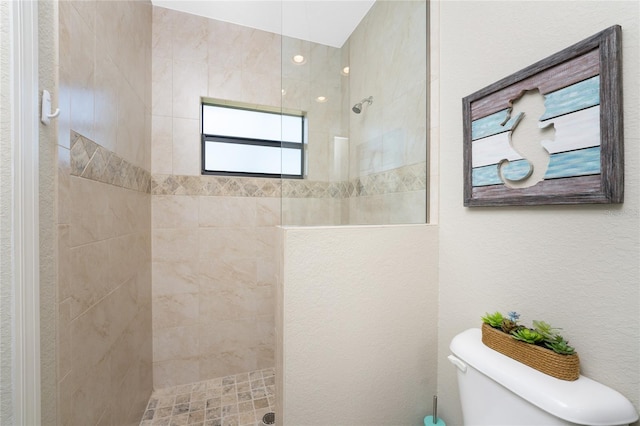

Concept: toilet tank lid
[[450, 328, 639, 426]]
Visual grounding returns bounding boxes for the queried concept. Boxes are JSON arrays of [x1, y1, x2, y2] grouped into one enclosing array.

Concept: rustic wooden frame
[[463, 25, 623, 207]]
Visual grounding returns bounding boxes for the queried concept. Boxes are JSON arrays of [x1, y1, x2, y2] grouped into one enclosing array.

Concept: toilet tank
[[449, 328, 638, 426]]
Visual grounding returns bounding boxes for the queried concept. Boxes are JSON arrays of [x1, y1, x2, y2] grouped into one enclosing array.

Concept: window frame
[[200, 101, 305, 179]]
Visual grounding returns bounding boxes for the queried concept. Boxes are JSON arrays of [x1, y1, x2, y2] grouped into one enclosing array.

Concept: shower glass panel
[[280, 0, 428, 226]]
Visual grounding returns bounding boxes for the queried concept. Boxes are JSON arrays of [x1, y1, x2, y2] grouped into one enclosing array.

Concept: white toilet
[[449, 328, 639, 426]]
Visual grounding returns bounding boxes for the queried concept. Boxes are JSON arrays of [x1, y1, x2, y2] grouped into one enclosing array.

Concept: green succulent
[[544, 336, 576, 355], [511, 328, 545, 344], [532, 320, 562, 340], [481, 311, 504, 328]]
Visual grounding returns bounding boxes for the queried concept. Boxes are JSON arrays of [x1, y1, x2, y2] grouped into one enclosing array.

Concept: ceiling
[[150, 0, 376, 48]]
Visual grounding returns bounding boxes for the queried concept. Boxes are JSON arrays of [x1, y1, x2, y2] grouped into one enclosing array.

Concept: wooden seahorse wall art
[[462, 25, 623, 206], [497, 88, 556, 189]]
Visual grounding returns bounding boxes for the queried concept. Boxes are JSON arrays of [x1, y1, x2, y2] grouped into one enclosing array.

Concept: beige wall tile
[[66, 3, 96, 141], [256, 198, 281, 227], [151, 115, 173, 174], [199, 319, 256, 355], [153, 358, 200, 389], [59, 1, 153, 425], [153, 293, 199, 329], [153, 325, 200, 362], [57, 225, 71, 302], [242, 30, 281, 77], [57, 372, 73, 425], [153, 228, 199, 262], [57, 147, 71, 225], [108, 185, 147, 237], [152, 6, 173, 59], [172, 117, 200, 176], [173, 60, 207, 120], [152, 56, 173, 117], [257, 258, 277, 287], [93, 54, 119, 153], [109, 234, 141, 287], [116, 79, 146, 168], [153, 260, 199, 296], [69, 355, 111, 426], [152, 195, 199, 228], [198, 196, 257, 228], [171, 10, 209, 62], [255, 227, 277, 260], [199, 257, 256, 291], [57, 299, 72, 380], [199, 285, 272, 323], [68, 239, 112, 318], [208, 67, 243, 101], [241, 70, 281, 107], [109, 317, 140, 388], [198, 228, 257, 261], [208, 19, 245, 70]]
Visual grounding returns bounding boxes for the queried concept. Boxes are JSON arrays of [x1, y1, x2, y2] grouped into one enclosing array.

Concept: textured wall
[[278, 225, 439, 425], [434, 2, 640, 424], [57, 1, 153, 425], [0, 1, 13, 423], [39, 1, 58, 424]]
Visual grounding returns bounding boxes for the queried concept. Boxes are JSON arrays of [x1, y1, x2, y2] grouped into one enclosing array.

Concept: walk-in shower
[[281, 0, 427, 226]]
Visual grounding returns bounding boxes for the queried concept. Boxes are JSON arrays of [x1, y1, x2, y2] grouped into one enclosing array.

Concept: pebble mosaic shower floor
[[139, 368, 275, 426]]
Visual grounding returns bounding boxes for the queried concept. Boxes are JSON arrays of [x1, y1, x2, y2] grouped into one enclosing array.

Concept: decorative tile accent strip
[[152, 175, 283, 197], [350, 162, 427, 197], [151, 162, 426, 199], [70, 132, 151, 193]]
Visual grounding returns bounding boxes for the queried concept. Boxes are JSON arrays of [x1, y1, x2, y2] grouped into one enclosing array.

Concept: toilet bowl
[[449, 328, 638, 426]]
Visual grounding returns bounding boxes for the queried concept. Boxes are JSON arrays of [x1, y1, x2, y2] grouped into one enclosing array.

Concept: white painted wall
[[434, 2, 640, 425], [277, 225, 439, 425], [38, 2, 58, 423], [0, 1, 14, 423]]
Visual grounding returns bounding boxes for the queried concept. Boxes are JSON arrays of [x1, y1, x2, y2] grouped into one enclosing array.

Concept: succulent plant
[[481, 311, 578, 358], [501, 319, 520, 334], [545, 336, 576, 355], [481, 311, 504, 328], [511, 328, 545, 344], [532, 320, 562, 340], [500, 311, 521, 333]]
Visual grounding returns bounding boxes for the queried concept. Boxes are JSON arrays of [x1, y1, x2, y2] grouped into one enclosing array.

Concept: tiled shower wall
[[348, 1, 428, 224], [151, 177, 279, 388], [57, 1, 152, 425], [150, 8, 284, 388]]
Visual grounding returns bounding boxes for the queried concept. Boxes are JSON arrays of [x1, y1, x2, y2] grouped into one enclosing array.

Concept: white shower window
[[201, 101, 305, 178]]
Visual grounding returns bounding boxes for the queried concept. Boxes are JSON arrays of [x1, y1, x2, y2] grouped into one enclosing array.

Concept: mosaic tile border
[[70, 132, 151, 193], [151, 162, 426, 199], [152, 175, 283, 198]]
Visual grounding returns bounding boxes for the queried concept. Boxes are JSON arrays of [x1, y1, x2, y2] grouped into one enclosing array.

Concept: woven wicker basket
[[481, 323, 580, 381]]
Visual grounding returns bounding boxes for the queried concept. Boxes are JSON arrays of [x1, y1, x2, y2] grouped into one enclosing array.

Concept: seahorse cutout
[[498, 88, 555, 188]]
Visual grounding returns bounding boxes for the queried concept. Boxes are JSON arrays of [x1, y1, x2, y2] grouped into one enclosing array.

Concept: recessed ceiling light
[[281, 89, 287, 96], [341, 66, 350, 76], [316, 96, 328, 103], [292, 54, 306, 64]]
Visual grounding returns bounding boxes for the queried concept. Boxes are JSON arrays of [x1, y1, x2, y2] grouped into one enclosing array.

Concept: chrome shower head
[[352, 96, 373, 114]]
